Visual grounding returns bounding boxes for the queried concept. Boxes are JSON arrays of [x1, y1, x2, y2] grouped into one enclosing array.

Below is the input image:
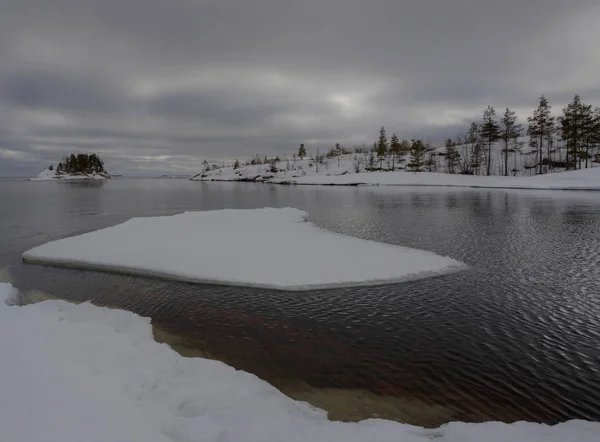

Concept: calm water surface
[[1, 178, 599, 426]]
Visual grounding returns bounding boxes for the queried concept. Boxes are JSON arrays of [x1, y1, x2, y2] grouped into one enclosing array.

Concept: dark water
[[1, 178, 600, 426]]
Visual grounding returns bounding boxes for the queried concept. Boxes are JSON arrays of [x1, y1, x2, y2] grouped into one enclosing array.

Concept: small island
[[32, 153, 111, 181]]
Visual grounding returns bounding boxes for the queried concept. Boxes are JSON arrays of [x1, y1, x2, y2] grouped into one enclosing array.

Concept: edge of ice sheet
[[1, 282, 599, 442], [21, 254, 466, 292], [22, 208, 466, 291]]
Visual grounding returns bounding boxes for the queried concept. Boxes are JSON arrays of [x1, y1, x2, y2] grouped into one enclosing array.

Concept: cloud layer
[[1, 0, 599, 176]]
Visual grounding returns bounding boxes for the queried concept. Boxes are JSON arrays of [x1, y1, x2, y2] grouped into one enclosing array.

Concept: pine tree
[[590, 108, 600, 165], [376, 126, 388, 171], [500, 108, 523, 176], [527, 95, 554, 174], [233, 159, 240, 169], [298, 144, 306, 160], [408, 139, 428, 172], [560, 95, 582, 169], [445, 144, 460, 174], [367, 144, 376, 170], [69, 154, 77, 174], [466, 122, 480, 174], [390, 133, 400, 171], [478, 106, 500, 176], [582, 102, 597, 169], [202, 159, 210, 172], [335, 143, 341, 167]]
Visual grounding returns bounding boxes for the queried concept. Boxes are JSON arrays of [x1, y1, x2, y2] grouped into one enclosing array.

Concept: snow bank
[[22, 208, 464, 290], [1, 282, 598, 442], [191, 157, 600, 190], [271, 167, 600, 190], [31, 167, 111, 181]]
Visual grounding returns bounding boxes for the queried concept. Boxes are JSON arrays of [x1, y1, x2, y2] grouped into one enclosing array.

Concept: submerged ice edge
[[21, 255, 468, 291]]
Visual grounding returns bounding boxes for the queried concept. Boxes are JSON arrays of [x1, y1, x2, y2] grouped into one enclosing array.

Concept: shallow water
[[2, 178, 600, 427]]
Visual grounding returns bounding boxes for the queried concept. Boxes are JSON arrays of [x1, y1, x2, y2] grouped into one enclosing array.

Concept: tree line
[[207, 94, 600, 177], [55, 153, 106, 175], [443, 95, 600, 176]]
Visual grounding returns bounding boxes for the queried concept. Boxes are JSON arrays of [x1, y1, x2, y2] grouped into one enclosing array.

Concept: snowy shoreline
[[190, 158, 600, 191], [31, 168, 111, 181], [2, 281, 599, 442]]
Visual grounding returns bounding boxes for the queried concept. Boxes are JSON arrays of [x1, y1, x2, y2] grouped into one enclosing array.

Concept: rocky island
[[32, 153, 111, 181]]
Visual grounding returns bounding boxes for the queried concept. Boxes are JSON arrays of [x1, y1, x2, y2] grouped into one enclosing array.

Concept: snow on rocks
[[22, 208, 465, 290], [31, 168, 111, 181], [1, 282, 599, 442]]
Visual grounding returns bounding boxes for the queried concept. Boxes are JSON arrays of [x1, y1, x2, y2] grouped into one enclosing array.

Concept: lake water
[[1, 178, 600, 427]]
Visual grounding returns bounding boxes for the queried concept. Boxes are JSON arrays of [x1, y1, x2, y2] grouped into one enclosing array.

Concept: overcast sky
[[1, 0, 599, 176]]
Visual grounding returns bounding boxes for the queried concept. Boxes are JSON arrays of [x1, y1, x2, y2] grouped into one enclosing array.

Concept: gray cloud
[[1, 0, 599, 176]]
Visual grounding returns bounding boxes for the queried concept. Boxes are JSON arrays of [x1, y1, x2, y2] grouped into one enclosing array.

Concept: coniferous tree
[[376, 126, 388, 171], [233, 159, 240, 169], [335, 143, 341, 167], [500, 108, 523, 176], [545, 129, 556, 170], [408, 139, 429, 172], [399, 139, 411, 159], [367, 144, 376, 170], [466, 122, 481, 174], [560, 95, 584, 169], [478, 106, 501, 176], [590, 108, 600, 165], [298, 144, 306, 160], [54, 153, 106, 175], [390, 133, 400, 171], [445, 144, 460, 174], [71, 154, 78, 172], [528, 95, 554, 174], [582, 104, 599, 169]]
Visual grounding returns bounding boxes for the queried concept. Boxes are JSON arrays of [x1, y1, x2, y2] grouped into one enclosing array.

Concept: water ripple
[[3, 182, 600, 426]]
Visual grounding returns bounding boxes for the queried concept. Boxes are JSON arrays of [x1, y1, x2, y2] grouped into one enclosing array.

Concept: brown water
[[2, 179, 600, 427]]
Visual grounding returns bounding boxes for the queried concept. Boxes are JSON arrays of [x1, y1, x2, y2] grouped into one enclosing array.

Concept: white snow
[[31, 167, 111, 181], [191, 158, 600, 190], [22, 208, 465, 290], [1, 282, 598, 442], [271, 167, 600, 190], [191, 157, 362, 183]]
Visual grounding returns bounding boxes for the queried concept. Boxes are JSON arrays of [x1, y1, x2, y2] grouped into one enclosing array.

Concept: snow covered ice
[[1, 281, 599, 442], [22, 207, 466, 290]]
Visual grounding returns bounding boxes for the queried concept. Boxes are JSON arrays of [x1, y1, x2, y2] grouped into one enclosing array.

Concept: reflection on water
[[2, 180, 600, 426]]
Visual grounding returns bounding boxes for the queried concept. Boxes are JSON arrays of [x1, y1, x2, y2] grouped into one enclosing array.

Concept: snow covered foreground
[[31, 167, 111, 181], [192, 158, 600, 190], [1, 283, 598, 442], [23, 208, 465, 290]]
